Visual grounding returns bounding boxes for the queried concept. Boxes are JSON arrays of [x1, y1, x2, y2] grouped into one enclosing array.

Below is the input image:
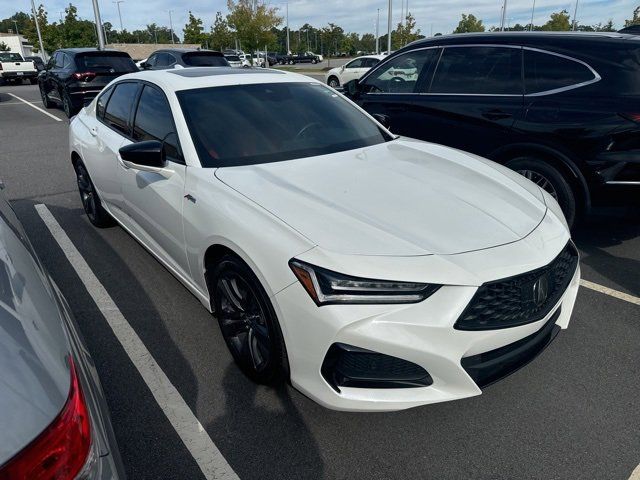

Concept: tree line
[[1, 1, 639, 56]]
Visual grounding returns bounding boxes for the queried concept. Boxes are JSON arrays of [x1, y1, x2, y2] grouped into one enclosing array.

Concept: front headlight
[[289, 260, 441, 306]]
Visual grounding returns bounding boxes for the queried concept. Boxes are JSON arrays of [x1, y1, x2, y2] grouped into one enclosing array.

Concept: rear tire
[[73, 160, 115, 228], [210, 255, 289, 385], [40, 85, 54, 108], [507, 157, 577, 228], [62, 91, 76, 118]]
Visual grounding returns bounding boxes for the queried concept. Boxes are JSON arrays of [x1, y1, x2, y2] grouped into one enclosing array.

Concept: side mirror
[[344, 79, 361, 98], [340, 65, 345, 72], [372, 113, 391, 129], [119, 140, 165, 171]]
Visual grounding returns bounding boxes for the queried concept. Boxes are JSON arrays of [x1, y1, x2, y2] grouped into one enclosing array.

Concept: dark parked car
[[0, 188, 124, 479], [24, 55, 45, 71], [344, 32, 640, 226], [39, 48, 137, 117], [140, 49, 229, 70]]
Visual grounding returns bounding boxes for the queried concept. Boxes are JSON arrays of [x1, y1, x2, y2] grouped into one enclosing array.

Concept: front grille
[[455, 242, 578, 331]]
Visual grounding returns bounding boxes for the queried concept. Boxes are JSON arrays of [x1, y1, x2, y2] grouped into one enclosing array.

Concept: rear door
[[414, 45, 524, 156], [89, 81, 141, 214]]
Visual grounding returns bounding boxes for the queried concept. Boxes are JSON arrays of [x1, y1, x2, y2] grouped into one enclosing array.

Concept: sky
[[3, 0, 637, 39]]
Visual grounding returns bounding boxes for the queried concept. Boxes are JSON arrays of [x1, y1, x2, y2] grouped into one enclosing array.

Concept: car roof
[[407, 31, 639, 48], [59, 48, 131, 56], [114, 67, 322, 92]]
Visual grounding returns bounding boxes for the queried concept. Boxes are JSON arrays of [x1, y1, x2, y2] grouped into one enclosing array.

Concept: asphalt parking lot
[[0, 83, 639, 480]]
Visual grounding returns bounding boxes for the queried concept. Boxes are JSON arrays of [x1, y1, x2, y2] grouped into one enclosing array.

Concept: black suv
[[140, 49, 229, 70], [344, 32, 640, 226], [39, 48, 137, 117]]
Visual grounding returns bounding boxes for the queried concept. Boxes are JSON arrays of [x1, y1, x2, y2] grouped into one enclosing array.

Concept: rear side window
[[155, 53, 176, 67], [524, 49, 597, 95], [183, 53, 229, 67], [133, 85, 181, 161], [362, 48, 439, 94], [96, 86, 114, 119], [103, 82, 139, 136], [76, 54, 136, 73], [364, 58, 380, 68], [430, 46, 522, 95]]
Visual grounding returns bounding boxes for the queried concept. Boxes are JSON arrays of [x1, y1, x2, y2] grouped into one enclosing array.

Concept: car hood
[[0, 212, 69, 465], [215, 139, 547, 256]]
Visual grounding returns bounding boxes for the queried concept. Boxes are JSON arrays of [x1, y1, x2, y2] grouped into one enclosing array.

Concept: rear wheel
[[40, 85, 54, 108], [210, 255, 289, 385], [74, 160, 114, 228], [507, 157, 577, 228], [327, 76, 340, 88], [62, 92, 76, 118]]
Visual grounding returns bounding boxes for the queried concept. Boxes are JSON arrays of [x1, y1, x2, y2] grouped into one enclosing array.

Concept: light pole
[[12, 20, 19, 35], [113, 0, 124, 31], [387, 0, 392, 55], [91, 0, 106, 49], [168, 9, 175, 44], [286, 3, 290, 54], [30, 0, 47, 61], [572, 0, 579, 31], [375, 8, 380, 54], [530, 0, 536, 31], [500, 0, 508, 32]]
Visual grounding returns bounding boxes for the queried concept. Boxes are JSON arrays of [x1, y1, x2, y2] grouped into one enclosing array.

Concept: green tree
[[321, 23, 344, 60], [211, 11, 232, 50], [625, 6, 640, 27], [360, 33, 375, 52], [226, 0, 281, 52], [0, 41, 10, 51], [183, 11, 206, 46], [0, 12, 32, 34], [395, 13, 422, 47], [59, 3, 98, 48], [453, 14, 485, 33], [541, 10, 571, 31]]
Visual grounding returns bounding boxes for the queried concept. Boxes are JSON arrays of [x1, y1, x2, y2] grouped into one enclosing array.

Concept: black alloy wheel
[[63, 92, 74, 118], [74, 161, 114, 227], [212, 256, 288, 385], [40, 86, 53, 108]]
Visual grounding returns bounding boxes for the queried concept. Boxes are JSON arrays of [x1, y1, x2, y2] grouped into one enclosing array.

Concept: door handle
[[89, 126, 98, 137], [482, 109, 512, 121]]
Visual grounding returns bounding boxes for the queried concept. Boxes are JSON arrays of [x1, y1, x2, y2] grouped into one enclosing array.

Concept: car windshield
[[75, 53, 136, 72], [184, 53, 229, 67], [178, 82, 391, 167], [0, 53, 23, 62]]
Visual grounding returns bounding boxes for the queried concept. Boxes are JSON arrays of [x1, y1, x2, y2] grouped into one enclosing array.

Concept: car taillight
[[0, 357, 92, 480], [620, 112, 640, 124], [72, 72, 96, 81]]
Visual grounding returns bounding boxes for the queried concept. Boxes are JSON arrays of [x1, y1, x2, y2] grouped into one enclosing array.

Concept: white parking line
[[7, 93, 62, 122], [35, 204, 239, 480], [580, 279, 640, 306]]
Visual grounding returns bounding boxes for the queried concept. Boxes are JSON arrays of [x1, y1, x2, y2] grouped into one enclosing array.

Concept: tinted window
[[62, 54, 72, 69], [346, 58, 364, 68], [146, 54, 157, 67], [54, 52, 64, 68], [183, 53, 229, 67], [178, 82, 391, 167], [430, 46, 522, 95], [524, 49, 596, 94], [103, 82, 139, 135], [364, 58, 380, 68], [0, 52, 23, 62], [155, 53, 176, 67], [76, 53, 136, 72], [96, 86, 114, 119], [225, 55, 241, 62], [133, 85, 180, 160], [363, 48, 439, 94]]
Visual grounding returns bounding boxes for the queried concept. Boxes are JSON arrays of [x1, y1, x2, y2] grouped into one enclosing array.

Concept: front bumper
[[273, 219, 580, 411]]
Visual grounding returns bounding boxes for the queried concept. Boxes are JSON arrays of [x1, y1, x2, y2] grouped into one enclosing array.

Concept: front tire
[[210, 255, 289, 385], [327, 76, 340, 88], [74, 160, 114, 228], [507, 157, 577, 228]]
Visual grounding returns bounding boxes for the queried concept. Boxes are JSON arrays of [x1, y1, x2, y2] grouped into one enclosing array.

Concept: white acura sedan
[[69, 68, 580, 411]]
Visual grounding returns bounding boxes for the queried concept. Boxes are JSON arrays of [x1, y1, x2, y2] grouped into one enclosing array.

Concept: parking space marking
[[7, 93, 62, 122], [35, 204, 239, 480], [580, 279, 640, 306]]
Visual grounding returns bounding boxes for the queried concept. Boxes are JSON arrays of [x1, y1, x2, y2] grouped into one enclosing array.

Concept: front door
[[118, 83, 190, 279]]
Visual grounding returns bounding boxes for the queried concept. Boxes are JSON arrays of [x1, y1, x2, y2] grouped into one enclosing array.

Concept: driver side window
[[362, 48, 440, 94], [346, 58, 364, 69]]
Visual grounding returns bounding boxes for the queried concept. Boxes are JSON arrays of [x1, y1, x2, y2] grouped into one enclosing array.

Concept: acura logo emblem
[[532, 274, 550, 307]]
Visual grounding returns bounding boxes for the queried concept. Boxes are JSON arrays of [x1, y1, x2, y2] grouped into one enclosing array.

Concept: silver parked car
[[0, 189, 124, 479]]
